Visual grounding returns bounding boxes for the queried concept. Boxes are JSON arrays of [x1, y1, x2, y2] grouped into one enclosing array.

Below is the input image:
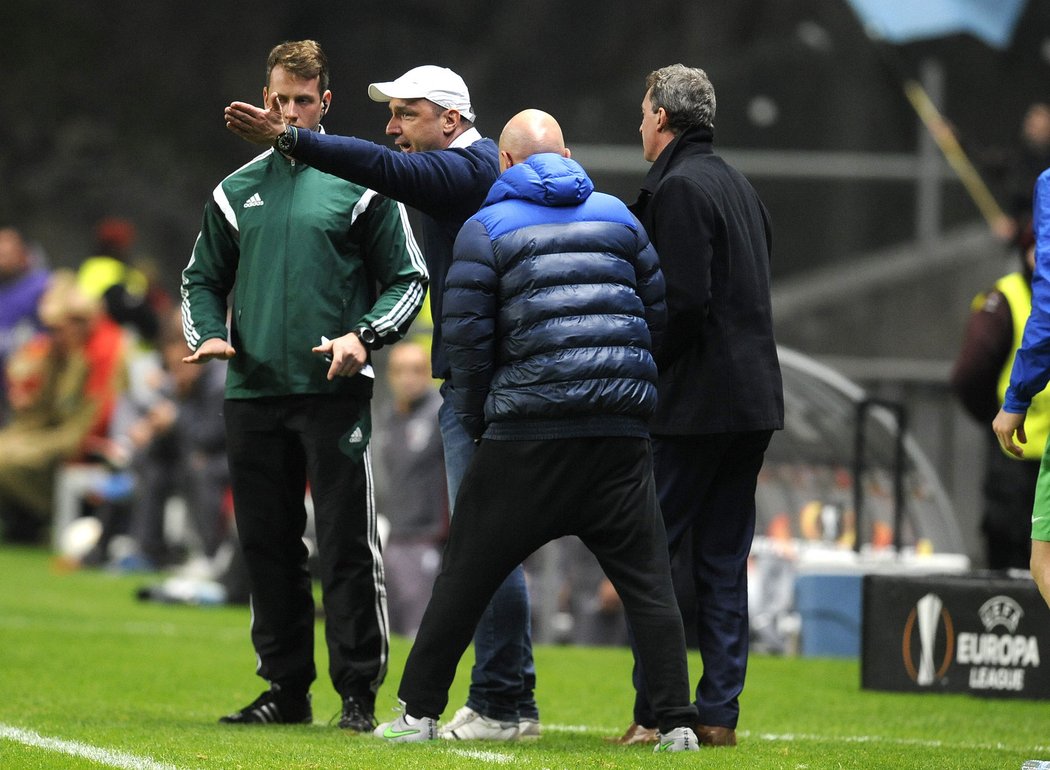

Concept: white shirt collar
[[449, 127, 483, 149]]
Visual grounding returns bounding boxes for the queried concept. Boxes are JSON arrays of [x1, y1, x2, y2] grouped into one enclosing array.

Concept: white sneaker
[[374, 712, 437, 743], [653, 726, 700, 752], [517, 716, 542, 740], [439, 706, 519, 741]]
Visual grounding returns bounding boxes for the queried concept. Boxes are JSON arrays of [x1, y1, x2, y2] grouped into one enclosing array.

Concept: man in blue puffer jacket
[[374, 110, 700, 752]]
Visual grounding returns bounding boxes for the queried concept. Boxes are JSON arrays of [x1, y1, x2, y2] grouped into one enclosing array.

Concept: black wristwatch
[[352, 326, 377, 349], [274, 126, 297, 154]]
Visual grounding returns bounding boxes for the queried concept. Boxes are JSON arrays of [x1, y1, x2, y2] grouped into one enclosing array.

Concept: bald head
[[498, 109, 570, 171]]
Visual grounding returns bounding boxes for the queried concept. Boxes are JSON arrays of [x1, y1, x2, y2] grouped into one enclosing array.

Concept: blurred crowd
[[0, 218, 246, 599]]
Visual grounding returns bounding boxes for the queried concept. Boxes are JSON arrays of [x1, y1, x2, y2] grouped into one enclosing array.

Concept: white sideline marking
[[448, 747, 515, 763], [749, 729, 1049, 753], [0, 724, 192, 770], [549, 723, 1050, 755], [544, 723, 592, 733]]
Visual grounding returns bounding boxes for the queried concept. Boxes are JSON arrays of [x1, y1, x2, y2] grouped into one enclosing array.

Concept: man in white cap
[[224, 65, 539, 741]]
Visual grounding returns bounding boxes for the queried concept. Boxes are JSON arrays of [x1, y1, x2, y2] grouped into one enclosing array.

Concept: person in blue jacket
[[224, 65, 538, 740], [994, 165, 1050, 608], [373, 109, 700, 753]]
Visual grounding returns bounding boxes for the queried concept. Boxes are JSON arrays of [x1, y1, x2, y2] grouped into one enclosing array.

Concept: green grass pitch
[[0, 544, 1046, 769]]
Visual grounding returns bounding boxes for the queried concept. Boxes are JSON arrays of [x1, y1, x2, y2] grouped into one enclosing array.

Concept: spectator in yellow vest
[[77, 217, 167, 344]]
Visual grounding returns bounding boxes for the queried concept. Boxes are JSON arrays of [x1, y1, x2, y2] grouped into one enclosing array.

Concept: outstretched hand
[[225, 94, 286, 144], [183, 337, 235, 364]]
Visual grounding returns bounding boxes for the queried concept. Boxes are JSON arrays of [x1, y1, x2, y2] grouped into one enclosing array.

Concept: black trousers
[[224, 395, 387, 700], [631, 430, 773, 729], [398, 436, 697, 733], [981, 433, 1037, 570]]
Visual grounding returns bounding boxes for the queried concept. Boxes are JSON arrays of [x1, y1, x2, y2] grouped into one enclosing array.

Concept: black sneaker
[[219, 686, 312, 725], [338, 696, 376, 732]]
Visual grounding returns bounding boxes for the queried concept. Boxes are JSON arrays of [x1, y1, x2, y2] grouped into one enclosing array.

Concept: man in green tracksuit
[[180, 40, 427, 732]]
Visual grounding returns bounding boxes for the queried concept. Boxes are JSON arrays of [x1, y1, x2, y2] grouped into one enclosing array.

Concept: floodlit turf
[[0, 544, 1047, 769]]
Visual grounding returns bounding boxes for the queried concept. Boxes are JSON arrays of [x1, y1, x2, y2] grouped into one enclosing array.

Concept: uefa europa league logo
[[916, 593, 943, 685], [902, 592, 955, 685]]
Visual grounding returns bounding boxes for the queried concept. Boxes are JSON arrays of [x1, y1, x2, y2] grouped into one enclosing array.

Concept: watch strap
[[352, 326, 377, 349], [274, 126, 297, 153]]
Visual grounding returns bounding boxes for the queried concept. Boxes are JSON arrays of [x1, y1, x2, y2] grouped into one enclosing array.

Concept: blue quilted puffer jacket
[[442, 152, 666, 441]]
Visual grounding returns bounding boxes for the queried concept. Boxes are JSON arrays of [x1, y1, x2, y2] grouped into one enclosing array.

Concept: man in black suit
[[611, 63, 784, 749]]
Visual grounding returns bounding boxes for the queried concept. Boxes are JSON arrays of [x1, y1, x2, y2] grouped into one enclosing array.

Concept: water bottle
[[1022, 761, 1050, 769]]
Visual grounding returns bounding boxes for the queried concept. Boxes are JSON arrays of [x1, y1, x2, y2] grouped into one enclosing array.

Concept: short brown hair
[[266, 40, 329, 94]]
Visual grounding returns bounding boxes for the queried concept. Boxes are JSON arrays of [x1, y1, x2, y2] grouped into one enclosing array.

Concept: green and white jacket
[[181, 146, 427, 399]]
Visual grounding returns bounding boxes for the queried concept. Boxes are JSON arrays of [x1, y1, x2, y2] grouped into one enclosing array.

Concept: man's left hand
[[225, 95, 286, 144], [313, 333, 368, 381]]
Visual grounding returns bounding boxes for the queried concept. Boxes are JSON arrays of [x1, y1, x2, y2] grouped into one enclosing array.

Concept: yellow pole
[[902, 79, 1005, 230]]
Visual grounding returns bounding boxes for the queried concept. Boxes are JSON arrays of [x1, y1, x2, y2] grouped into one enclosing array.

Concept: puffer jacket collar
[[483, 153, 595, 208]]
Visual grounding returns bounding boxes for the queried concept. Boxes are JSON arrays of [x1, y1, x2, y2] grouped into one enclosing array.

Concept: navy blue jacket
[[443, 153, 666, 441], [631, 127, 783, 434], [287, 128, 500, 379]]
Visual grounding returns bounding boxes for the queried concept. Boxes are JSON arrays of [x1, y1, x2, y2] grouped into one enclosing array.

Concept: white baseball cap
[[368, 65, 476, 123]]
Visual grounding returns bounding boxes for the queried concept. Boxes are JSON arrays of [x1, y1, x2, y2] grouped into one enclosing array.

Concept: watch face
[[276, 130, 293, 152]]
